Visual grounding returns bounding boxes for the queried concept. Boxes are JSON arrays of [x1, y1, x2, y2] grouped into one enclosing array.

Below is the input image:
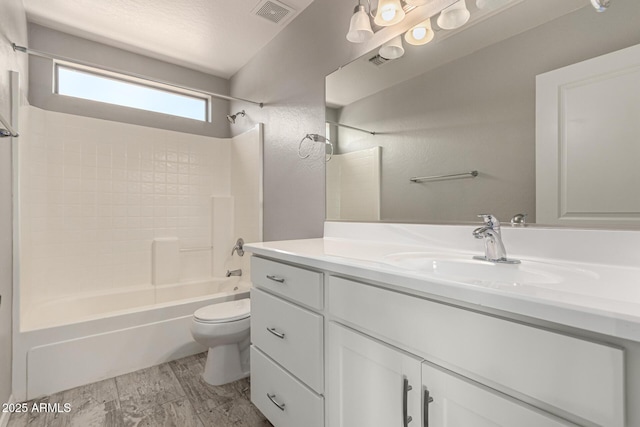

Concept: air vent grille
[[254, 0, 294, 24], [369, 54, 391, 67]]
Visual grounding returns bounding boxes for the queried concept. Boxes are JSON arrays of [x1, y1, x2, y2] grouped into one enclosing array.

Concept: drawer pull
[[403, 377, 413, 426], [423, 388, 434, 427], [267, 393, 286, 411], [266, 274, 285, 283], [267, 327, 286, 339]]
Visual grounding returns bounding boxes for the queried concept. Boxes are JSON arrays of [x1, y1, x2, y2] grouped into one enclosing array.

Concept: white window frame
[[53, 60, 212, 122]]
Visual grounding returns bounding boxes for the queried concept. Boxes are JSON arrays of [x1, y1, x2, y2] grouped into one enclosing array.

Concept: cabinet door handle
[[423, 388, 434, 427], [266, 275, 285, 283], [267, 327, 286, 339], [267, 393, 286, 411], [403, 377, 413, 426]]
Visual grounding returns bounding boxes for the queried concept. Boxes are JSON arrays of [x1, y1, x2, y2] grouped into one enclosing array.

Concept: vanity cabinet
[[249, 254, 625, 427], [250, 256, 325, 427]]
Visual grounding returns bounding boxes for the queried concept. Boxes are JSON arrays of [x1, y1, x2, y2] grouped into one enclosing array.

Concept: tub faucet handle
[[231, 238, 245, 257]]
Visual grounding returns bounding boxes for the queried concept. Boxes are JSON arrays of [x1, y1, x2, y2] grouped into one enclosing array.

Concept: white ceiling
[[23, 0, 315, 79]]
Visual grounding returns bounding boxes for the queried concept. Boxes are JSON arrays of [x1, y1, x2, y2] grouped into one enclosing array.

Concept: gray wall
[[337, 1, 640, 224], [28, 24, 232, 138], [0, 0, 28, 405], [229, 0, 365, 241], [230, 0, 640, 238]]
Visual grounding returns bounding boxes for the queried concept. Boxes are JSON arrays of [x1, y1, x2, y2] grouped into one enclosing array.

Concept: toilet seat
[[194, 299, 250, 324]]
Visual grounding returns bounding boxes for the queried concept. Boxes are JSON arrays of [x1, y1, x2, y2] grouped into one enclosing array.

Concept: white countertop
[[245, 223, 640, 343]]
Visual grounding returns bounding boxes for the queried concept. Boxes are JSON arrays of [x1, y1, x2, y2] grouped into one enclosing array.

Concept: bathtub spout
[[226, 269, 242, 277]]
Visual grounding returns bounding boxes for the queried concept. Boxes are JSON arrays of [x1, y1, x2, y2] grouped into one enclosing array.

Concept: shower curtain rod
[[12, 43, 264, 108], [326, 120, 375, 135]]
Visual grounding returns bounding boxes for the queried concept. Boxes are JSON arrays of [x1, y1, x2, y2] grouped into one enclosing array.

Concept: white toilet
[[190, 298, 251, 386]]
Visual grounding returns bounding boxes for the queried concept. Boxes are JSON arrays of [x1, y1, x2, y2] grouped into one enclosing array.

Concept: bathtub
[[13, 277, 250, 401]]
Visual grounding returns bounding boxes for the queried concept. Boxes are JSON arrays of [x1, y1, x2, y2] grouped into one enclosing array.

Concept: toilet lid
[[194, 299, 250, 323]]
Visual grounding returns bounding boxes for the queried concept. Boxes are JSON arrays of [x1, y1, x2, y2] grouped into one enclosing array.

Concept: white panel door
[[327, 322, 421, 427], [537, 43, 640, 226], [422, 362, 579, 427]]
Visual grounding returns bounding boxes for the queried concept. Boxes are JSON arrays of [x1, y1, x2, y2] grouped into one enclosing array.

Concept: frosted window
[[56, 65, 208, 121]]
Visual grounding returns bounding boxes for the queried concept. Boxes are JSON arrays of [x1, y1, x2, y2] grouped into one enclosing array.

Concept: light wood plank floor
[[8, 352, 273, 427]]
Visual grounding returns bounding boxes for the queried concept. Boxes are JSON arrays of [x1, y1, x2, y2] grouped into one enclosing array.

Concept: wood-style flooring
[[7, 352, 273, 427]]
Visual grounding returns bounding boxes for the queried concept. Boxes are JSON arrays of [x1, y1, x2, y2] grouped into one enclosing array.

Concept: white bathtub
[[14, 277, 250, 400]]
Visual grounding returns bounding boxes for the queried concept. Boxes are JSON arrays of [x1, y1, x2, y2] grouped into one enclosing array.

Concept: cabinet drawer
[[329, 276, 625, 427], [251, 256, 323, 309], [251, 288, 324, 393], [251, 346, 324, 427]]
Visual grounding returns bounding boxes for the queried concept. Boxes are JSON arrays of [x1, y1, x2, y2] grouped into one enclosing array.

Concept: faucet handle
[[510, 213, 527, 225], [477, 214, 500, 229]]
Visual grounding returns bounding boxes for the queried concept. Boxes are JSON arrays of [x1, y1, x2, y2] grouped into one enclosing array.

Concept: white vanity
[[247, 222, 640, 427]]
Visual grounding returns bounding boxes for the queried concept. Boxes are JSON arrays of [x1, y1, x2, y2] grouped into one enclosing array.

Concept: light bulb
[[412, 27, 427, 40], [374, 0, 405, 26], [404, 19, 434, 46], [381, 7, 396, 22]]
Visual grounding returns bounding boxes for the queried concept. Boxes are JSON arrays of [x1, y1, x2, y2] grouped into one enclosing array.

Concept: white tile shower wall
[[20, 107, 231, 304], [211, 196, 234, 278]]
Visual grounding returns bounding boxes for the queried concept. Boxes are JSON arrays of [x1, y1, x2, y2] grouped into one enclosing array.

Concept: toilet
[[190, 298, 251, 386]]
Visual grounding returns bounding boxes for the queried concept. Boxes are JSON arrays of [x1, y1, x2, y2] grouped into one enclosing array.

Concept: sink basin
[[383, 252, 563, 285]]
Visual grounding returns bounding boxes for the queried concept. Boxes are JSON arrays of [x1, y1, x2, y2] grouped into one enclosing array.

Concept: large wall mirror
[[325, 0, 640, 228]]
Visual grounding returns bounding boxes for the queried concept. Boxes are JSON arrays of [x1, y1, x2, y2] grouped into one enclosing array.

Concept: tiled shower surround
[[19, 107, 260, 313]]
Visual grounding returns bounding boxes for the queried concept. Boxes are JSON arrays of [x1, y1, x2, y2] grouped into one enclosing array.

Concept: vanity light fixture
[[373, 0, 406, 26], [379, 35, 405, 59], [437, 0, 470, 30], [404, 18, 434, 45], [347, 2, 374, 43]]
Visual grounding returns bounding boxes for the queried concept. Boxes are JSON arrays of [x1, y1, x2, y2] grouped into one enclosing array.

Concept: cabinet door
[[327, 322, 422, 427], [422, 362, 579, 427]]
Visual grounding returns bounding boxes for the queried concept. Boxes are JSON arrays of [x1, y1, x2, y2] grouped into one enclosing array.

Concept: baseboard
[[0, 394, 16, 427]]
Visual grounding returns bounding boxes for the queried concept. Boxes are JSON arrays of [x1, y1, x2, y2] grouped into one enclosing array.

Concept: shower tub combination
[[11, 99, 263, 401], [14, 277, 250, 400]]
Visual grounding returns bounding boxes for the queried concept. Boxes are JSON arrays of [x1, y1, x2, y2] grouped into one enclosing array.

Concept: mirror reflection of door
[[536, 43, 640, 227]]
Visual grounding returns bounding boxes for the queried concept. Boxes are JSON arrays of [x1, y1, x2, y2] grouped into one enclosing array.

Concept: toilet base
[[202, 342, 250, 386]]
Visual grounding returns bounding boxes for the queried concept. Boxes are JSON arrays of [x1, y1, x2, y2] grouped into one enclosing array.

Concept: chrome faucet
[[231, 238, 245, 257], [472, 214, 520, 264], [226, 269, 242, 277]]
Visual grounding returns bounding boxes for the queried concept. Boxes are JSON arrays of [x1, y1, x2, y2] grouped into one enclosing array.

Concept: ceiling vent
[[369, 54, 391, 67], [253, 0, 296, 25]]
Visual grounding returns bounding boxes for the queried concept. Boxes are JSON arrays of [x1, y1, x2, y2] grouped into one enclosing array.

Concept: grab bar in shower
[[410, 170, 479, 183], [179, 246, 213, 252], [0, 111, 18, 138]]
